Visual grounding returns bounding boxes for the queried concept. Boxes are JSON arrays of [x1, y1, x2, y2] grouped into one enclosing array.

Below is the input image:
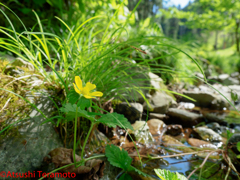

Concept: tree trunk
[[214, 31, 218, 50], [236, 19, 240, 54]]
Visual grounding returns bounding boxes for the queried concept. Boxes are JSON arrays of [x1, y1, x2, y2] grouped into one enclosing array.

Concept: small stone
[[162, 135, 194, 153], [143, 91, 175, 114], [149, 113, 165, 120], [165, 125, 183, 136], [115, 102, 142, 124], [188, 138, 217, 149], [147, 119, 166, 136], [167, 108, 203, 127], [194, 127, 222, 142]]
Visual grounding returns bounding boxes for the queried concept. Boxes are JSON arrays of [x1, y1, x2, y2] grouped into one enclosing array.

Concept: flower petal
[[85, 82, 96, 91], [73, 83, 81, 94], [83, 95, 94, 99], [89, 91, 103, 97], [75, 76, 83, 90]]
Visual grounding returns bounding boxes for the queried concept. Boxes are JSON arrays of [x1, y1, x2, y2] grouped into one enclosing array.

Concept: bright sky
[[164, 0, 194, 8]]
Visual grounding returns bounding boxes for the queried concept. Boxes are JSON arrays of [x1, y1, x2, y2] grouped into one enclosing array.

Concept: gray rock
[[208, 76, 219, 84], [115, 102, 143, 123], [194, 127, 222, 142], [166, 108, 203, 127], [148, 72, 163, 90], [231, 72, 239, 78], [182, 85, 230, 110], [223, 77, 239, 85], [0, 92, 64, 174], [203, 113, 228, 126], [218, 74, 230, 81], [229, 85, 240, 101], [206, 122, 221, 130], [228, 133, 240, 154], [149, 113, 166, 120], [143, 91, 175, 114]]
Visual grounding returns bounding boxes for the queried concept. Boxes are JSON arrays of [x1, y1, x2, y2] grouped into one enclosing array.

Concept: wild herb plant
[[1, 1, 239, 180]]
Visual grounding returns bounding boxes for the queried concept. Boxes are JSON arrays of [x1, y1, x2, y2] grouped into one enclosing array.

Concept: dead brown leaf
[[44, 147, 105, 180]]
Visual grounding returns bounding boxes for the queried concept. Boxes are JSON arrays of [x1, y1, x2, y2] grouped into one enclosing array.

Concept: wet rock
[[228, 133, 240, 154], [128, 121, 154, 144], [165, 125, 183, 136], [188, 138, 217, 150], [162, 135, 194, 153], [115, 102, 143, 124], [194, 127, 222, 142], [166, 108, 204, 127], [147, 119, 166, 136], [143, 91, 176, 114], [206, 122, 221, 132], [230, 123, 240, 132]]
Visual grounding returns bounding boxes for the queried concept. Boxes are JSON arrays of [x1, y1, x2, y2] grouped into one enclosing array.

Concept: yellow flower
[[73, 76, 103, 99]]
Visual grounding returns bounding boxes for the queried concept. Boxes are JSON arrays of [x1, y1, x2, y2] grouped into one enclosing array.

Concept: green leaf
[[67, 89, 80, 104], [105, 144, 132, 171], [77, 97, 91, 110], [237, 155, 240, 159], [231, 90, 238, 102], [77, 0, 85, 13], [154, 169, 187, 180], [237, 142, 240, 152], [128, 166, 148, 177], [60, 103, 95, 122], [98, 113, 133, 130], [227, 130, 234, 140], [20, 8, 31, 14], [119, 173, 133, 180]]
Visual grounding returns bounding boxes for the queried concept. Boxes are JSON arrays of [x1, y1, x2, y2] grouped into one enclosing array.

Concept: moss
[[0, 58, 59, 140]]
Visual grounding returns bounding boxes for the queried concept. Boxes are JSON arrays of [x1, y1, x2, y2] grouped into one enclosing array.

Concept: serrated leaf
[[60, 103, 95, 122], [77, 97, 91, 110], [128, 166, 148, 177], [105, 144, 132, 171], [154, 169, 187, 180], [119, 173, 133, 180], [67, 90, 80, 104], [98, 113, 133, 130], [237, 142, 240, 152]]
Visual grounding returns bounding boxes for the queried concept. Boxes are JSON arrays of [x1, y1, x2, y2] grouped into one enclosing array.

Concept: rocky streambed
[[1, 57, 240, 180]]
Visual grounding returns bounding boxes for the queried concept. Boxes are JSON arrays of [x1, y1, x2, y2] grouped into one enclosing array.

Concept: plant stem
[[80, 121, 95, 161], [73, 104, 78, 167], [84, 154, 105, 161]]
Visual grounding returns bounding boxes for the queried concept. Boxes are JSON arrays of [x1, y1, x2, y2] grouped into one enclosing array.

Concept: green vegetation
[[0, 0, 240, 179]]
